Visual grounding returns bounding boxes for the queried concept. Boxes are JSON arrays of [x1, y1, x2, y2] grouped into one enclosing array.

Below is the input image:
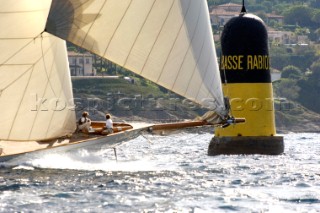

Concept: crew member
[[78, 111, 92, 133], [105, 113, 113, 134]]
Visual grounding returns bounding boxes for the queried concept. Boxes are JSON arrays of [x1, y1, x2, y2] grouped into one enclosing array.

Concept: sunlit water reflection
[[0, 132, 319, 212]]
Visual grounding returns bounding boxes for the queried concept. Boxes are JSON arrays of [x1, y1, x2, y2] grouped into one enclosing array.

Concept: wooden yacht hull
[[0, 120, 212, 163], [0, 123, 152, 163]]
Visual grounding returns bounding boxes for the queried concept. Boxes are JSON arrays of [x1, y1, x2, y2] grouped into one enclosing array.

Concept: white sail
[[0, 0, 76, 141], [46, 0, 227, 117]]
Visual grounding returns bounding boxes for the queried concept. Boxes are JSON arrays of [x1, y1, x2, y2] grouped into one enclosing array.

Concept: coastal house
[[68, 51, 96, 76], [210, 3, 241, 27], [210, 3, 284, 27], [268, 29, 296, 45], [210, 3, 293, 45], [266, 13, 284, 25]]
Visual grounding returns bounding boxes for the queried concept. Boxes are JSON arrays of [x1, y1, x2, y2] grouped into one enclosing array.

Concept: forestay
[[0, 0, 76, 141], [45, 0, 227, 117]]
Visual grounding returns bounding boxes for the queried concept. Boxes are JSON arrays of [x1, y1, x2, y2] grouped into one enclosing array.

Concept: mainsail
[[45, 0, 227, 117], [0, 0, 76, 141]]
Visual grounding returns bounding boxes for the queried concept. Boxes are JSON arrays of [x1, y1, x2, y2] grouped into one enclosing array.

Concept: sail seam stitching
[[0, 9, 48, 14], [139, 0, 176, 75], [82, 0, 108, 47], [186, 7, 209, 99], [0, 34, 52, 92], [155, 0, 193, 83], [194, 27, 211, 99], [183, 5, 206, 98], [44, 42, 69, 138], [170, 0, 201, 91], [205, 61, 223, 112], [40, 35, 57, 97], [28, 37, 60, 139], [0, 35, 42, 68], [6, 35, 59, 140], [0, 37, 51, 40], [0, 66, 33, 92], [102, 0, 133, 59], [122, 0, 157, 69], [7, 65, 36, 140]]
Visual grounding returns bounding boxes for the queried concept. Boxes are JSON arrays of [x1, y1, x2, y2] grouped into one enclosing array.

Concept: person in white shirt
[[78, 111, 92, 133], [105, 113, 113, 134]]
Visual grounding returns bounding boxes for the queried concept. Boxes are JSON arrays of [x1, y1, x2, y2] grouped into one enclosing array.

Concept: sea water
[[0, 131, 319, 212]]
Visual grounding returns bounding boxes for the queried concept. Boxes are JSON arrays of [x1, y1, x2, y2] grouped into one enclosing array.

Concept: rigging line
[[0, 34, 49, 92], [0, 64, 34, 66], [0, 35, 61, 95], [141, 134, 153, 144], [113, 148, 118, 161], [220, 52, 232, 117], [28, 38, 61, 140], [0, 9, 48, 14], [169, 0, 201, 89], [122, 0, 157, 68], [46, 0, 96, 40], [0, 35, 43, 69], [81, 0, 108, 47], [0, 36, 51, 40], [139, 0, 175, 75], [221, 53, 230, 99], [72, 0, 93, 12], [7, 65, 36, 140], [155, 0, 193, 82], [40, 33, 58, 97], [2, 37, 64, 140], [0, 66, 33, 93], [44, 59, 73, 139], [203, 61, 225, 113], [102, 0, 133, 58]]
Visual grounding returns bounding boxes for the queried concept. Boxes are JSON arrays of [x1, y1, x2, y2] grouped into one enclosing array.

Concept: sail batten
[[46, 0, 227, 116]]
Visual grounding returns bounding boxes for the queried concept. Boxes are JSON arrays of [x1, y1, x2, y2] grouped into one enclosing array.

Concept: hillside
[[72, 78, 206, 122], [275, 102, 320, 133], [72, 78, 320, 132]]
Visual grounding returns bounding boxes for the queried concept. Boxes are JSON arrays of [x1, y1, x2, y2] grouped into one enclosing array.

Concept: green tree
[[312, 10, 320, 24], [310, 0, 320, 8], [290, 46, 318, 70], [270, 46, 290, 70], [276, 79, 301, 100], [297, 61, 320, 113], [282, 65, 303, 79], [314, 28, 320, 39], [283, 6, 314, 27], [310, 61, 320, 80]]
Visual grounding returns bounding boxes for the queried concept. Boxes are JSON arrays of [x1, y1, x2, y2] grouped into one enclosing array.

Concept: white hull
[[0, 123, 152, 163]]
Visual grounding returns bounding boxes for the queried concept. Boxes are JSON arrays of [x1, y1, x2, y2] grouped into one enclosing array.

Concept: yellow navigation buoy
[[208, 13, 284, 155]]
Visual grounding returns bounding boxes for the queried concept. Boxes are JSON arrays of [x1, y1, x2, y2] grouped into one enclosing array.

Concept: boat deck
[[0, 120, 210, 162], [0, 122, 152, 158]]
